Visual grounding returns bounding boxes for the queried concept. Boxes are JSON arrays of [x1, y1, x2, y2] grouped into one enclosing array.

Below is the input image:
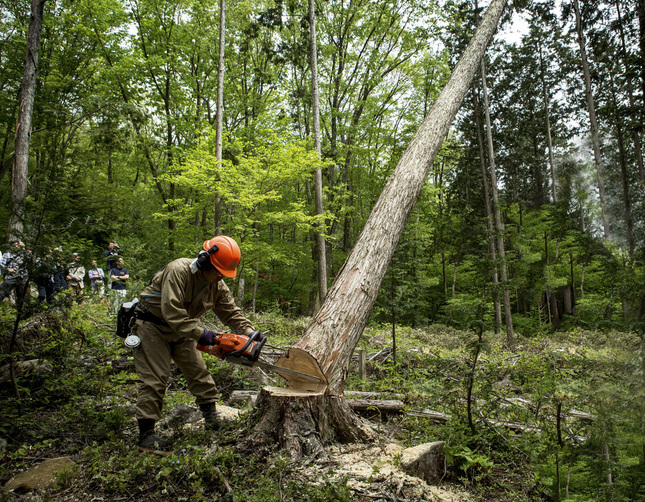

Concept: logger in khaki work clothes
[[133, 235, 256, 451]]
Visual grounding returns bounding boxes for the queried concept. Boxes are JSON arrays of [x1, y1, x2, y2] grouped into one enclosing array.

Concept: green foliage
[[575, 294, 621, 331], [444, 444, 494, 487], [439, 294, 486, 329], [1, 0, 644, 324], [345, 321, 645, 500], [2, 306, 645, 501]]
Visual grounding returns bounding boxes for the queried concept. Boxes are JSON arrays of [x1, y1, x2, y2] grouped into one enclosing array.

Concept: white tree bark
[[473, 89, 502, 333], [538, 43, 557, 203]]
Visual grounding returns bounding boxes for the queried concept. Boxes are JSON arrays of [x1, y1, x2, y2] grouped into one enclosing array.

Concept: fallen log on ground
[[347, 399, 405, 415]]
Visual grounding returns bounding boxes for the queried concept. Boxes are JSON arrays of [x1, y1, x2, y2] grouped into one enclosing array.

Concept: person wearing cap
[[132, 235, 256, 451]]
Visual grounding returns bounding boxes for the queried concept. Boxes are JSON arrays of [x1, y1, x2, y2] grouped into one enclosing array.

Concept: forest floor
[[0, 300, 642, 501]]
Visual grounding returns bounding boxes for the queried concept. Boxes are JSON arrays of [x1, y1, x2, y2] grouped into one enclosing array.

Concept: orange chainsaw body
[[197, 332, 264, 363]]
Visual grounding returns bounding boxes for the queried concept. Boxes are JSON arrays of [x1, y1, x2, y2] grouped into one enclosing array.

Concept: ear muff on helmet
[[202, 236, 241, 278], [196, 244, 219, 271]]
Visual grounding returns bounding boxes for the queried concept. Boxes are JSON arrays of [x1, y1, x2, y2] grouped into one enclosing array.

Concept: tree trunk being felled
[[246, 0, 508, 460]]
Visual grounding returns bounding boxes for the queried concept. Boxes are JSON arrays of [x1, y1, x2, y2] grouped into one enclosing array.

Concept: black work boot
[[137, 419, 172, 451], [199, 403, 220, 431]]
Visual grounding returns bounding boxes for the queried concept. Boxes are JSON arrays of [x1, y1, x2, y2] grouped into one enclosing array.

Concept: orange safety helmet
[[202, 236, 241, 278]]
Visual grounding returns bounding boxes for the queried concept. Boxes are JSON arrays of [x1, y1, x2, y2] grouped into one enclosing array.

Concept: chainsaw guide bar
[[196, 331, 324, 384], [226, 356, 324, 383]]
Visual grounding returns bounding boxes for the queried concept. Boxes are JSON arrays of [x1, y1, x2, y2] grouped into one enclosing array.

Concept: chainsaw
[[197, 331, 323, 383]]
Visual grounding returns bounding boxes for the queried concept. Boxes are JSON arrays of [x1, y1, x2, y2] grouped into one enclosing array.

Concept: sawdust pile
[[298, 442, 472, 502]]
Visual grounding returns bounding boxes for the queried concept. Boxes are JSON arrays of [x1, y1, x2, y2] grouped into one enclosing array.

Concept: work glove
[[250, 330, 265, 342], [198, 329, 217, 346]]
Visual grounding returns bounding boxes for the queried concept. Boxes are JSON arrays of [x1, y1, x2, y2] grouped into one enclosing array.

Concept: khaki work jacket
[[139, 258, 253, 341]]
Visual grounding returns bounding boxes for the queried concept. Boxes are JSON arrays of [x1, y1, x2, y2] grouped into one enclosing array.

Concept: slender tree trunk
[[466, 326, 483, 436], [615, 0, 645, 186], [566, 446, 574, 499], [480, 59, 515, 350], [391, 273, 397, 363], [545, 231, 553, 325], [9, 0, 46, 240], [474, 90, 501, 332], [602, 422, 613, 486], [572, 0, 610, 238], [452, 233, 463, 299], [538, 43, 557, 203], [639, 0, 645, 122], [309, 0, 328, 305], [1, 100, 18, 184], [580, 245, 589, 298], [246, 0, 509, 460], [214, 0, 225, 235], [236, 267, 245, 308], [609, 80, 635, 257], [252, 264, 259, 314]]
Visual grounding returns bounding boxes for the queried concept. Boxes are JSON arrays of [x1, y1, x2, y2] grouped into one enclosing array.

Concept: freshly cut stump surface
[[274, 347, 328, 392]]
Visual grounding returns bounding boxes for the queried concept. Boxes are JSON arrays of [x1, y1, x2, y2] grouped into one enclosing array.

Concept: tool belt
[[135, 303, 170, 327]]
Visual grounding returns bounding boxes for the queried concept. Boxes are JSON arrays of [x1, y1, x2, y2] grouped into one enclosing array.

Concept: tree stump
[[245, 386, 376, 461]]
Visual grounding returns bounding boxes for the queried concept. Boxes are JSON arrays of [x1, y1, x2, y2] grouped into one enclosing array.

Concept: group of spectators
[[0, 239, 129, 312]]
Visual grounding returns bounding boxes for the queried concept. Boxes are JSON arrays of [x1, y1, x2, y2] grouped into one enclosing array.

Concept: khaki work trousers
[[134, 319, 218, 421]]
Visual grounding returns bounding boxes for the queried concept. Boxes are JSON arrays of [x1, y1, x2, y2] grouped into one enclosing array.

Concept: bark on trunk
[[244, 387, 376, 460], [640, 0, 645, 122], [9, 0, 46, 240], [615, 0, 645, 186], [213, 0, 225, 234], [610, 81, 635, 256], [538, 42, 557, 203], [309, 0, 328, 304]]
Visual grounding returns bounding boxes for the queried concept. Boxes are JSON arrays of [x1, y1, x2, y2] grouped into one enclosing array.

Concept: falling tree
[[246, 0, 510, 459]]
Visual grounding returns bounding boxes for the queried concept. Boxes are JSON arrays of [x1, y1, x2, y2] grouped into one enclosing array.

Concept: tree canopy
[[0, 0, 643, 326]]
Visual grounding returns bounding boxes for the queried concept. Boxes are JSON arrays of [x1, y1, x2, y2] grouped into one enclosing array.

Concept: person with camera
[[104, 241, 120, 271], [132, 235, 256, 452], [104, 241, 120, 290]]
